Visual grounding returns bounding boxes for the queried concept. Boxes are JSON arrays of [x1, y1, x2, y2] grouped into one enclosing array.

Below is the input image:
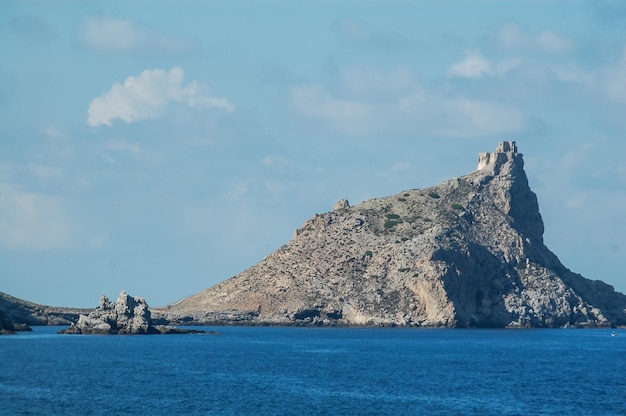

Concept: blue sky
[[1, 0, 625, 307]]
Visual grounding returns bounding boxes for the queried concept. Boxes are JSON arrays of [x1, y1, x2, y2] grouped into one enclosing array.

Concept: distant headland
[[3, 142, 626, 332]]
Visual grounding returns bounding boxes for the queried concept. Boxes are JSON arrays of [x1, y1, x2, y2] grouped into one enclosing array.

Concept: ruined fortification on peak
[[477, 140, 522, 170]]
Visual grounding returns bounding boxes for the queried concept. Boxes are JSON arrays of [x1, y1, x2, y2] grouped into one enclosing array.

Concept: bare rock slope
[[160, 142, 626, 328], [0, 291, 89, 334]]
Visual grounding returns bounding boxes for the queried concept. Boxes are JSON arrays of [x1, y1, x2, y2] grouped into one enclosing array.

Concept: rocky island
[[59, 291, 204, 335], [156, 142, 626, 328]]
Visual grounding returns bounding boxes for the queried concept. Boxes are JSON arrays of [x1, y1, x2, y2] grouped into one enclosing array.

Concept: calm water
[[0, 327, 624, 415]]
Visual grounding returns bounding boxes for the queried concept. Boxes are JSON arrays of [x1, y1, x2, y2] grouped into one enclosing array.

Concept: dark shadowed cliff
[[158, 142, 626, 328], [0, 292, 89, 333]]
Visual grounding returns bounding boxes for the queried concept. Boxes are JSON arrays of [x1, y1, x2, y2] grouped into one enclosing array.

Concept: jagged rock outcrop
[[60, 291, 204, 335], [0, 291, 89, 334], [159, 142, 626, 328]]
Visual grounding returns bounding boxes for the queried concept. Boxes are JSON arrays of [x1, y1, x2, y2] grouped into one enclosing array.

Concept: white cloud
[[87, 67, 234, 127], [106, 140, 142, 156], [561, 140, 601, 169], [565, 193, 588, 208], [261, 155, 288, 166], [43, 126, 64, 140], [497, 23, 574, 54], [451, 98, 525, 135], [399, 93, 525, 137], [448, 51, 494, 78], [389, 162, 411, 173], [448, 50, 521, 79], [536, 30, 574, 54], [291, 84, 373, 134], [291, 65, 525, 138], [551, 64, 595, 85], [0, 184, 69, 250], [78, 16, 193, 54]]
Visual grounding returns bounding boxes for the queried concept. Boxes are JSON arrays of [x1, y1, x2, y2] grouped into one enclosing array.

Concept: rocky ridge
[[159, 142, 626, 328], [60, 291, 204, 335], [0, 291, 89, 334]]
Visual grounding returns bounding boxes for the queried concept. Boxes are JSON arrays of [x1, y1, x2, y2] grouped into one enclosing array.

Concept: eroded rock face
[[60, 291, 205, 335], [60, 291, 156, 334], [160, 143, 626, 328]]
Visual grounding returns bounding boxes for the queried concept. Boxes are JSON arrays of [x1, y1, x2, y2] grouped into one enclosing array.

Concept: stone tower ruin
[[477, 141, 521, 170]]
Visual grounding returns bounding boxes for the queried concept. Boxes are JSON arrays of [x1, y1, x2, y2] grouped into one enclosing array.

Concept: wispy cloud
[[447, 50, 521, 78], [334, 17, 413, 49], [291, 65, 524, 138], [0, 184, 69, 250], [399, 93, 525, 137], [77, 16, 194, 54], [261, 155, 288, 166], [497, 23, 574, 54], [27, 163, 65, 181], [550, 63, 595, 85], [604, 47, 626, 104], [291, 84, 373, 134], [105, 140, 142, 156], [87, 67, 234, 127]]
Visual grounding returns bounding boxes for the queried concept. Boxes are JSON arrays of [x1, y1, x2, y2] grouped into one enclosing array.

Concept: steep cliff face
[[160, 143, 626, 328]]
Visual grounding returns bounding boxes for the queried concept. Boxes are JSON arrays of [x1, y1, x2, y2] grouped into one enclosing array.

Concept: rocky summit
[[60, 291, 204, 335], [158, 142, 626, 328]]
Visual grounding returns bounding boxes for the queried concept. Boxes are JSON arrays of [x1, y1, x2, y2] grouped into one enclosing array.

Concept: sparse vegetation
[[428, 192, 441, 199], [451, 203, 465, 211], [384, 219, 402, 229], [423, 217, 432, 222], [398, 268, 410, 273], [385, 213, 401, 219], [397, 198, 406, 202], [403, 193, 410, 197], [365, 250, 373, 257]]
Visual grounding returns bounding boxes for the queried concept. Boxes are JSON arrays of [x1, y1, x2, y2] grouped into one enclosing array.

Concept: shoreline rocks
[[0, 310, 32, 335], [59, 291, 205, 335]]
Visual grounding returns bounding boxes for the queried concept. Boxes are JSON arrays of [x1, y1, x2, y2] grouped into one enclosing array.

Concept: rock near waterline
[[60, 291, 204, 335]]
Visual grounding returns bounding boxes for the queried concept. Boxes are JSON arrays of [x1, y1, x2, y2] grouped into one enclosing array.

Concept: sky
[[1, 0, 625, 308]]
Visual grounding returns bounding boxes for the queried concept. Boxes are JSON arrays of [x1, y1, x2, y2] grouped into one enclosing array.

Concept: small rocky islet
[[58, 291, 206, 335]]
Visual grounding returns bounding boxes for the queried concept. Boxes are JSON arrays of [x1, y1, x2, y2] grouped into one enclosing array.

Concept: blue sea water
[[0, 327, 624, 415]]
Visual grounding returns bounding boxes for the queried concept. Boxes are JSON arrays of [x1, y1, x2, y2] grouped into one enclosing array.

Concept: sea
[[0, 326, 624, 415]]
